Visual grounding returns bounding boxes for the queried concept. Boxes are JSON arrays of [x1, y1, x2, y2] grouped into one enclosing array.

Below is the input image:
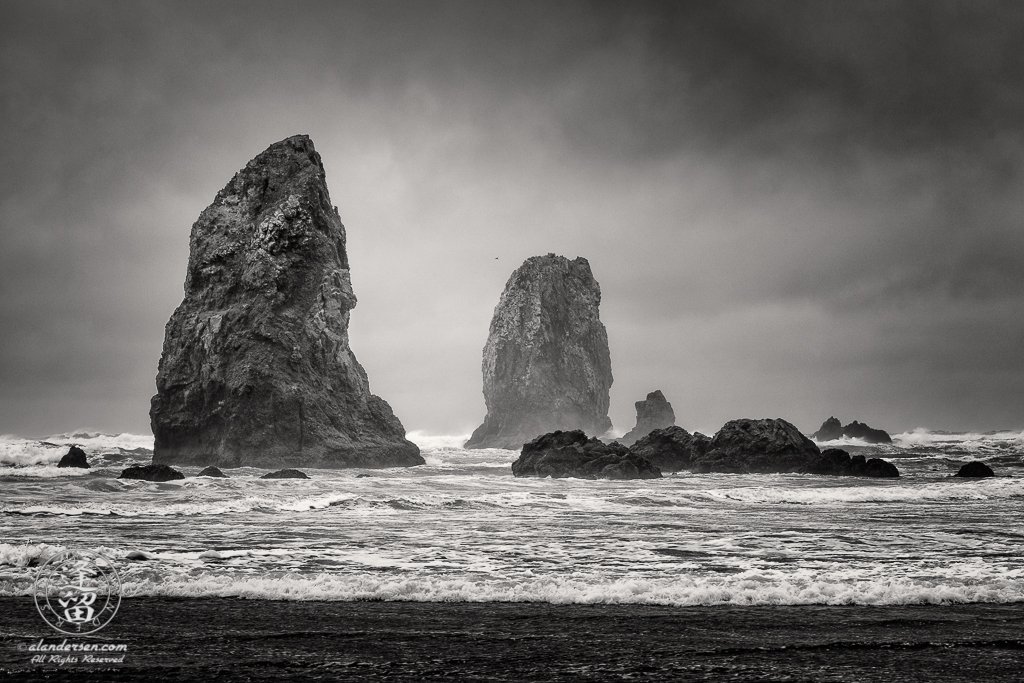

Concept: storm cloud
[[1, 0, 1021, 437]]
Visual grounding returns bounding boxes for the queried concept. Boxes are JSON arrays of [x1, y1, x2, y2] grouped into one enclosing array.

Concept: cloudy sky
[[1, 0, 1022, 438]]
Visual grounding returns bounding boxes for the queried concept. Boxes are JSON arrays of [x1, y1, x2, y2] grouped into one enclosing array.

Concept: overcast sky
[[1, 0, 1022, 438]]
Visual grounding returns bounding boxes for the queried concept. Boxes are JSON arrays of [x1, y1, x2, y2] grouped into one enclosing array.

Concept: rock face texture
[[812, 417, 892, 444], [57, 446, 89, 468], [150, 135, 422, 469], [954, 461, 995, 478], [512, 430, 661, 480], [628, 426, 710, 472], [620, 390, 676, 446], [465, 254, 613, 450]]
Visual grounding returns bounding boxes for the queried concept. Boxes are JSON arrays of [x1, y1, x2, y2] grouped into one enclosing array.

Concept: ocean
[[2, 428, 1023, 606]]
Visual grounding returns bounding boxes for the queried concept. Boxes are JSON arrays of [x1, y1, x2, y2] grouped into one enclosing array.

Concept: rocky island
[[513, 418, 899, 479], [150, 135, 422, 469], [620, 390, 676, 446], [812, 416, 893, 444], [465, 254, 614, 450]]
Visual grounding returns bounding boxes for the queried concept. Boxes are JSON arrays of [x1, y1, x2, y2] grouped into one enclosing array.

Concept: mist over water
[[1, 429, 1022, 605]]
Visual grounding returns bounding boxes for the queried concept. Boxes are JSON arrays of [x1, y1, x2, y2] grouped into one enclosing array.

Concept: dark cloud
[[0, 0, 1021, 436]]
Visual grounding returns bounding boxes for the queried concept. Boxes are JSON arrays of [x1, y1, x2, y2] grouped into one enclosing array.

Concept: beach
[[3, 598, 1024, 681]]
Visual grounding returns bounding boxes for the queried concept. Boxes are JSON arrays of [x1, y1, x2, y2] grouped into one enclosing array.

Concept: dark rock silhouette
[[812, 417, 843, 441], [812, 417, 892, 444], [119, 464, 185, 482], [693, 418, 821, 474], [628, 426, 710, 472], [197, 466, 228, 477], [261, 468, 309, 479], [150, 135, 422, 470], [809, 448, 900, 478], [465, 254, 613, 450], [620, 390, 676, 446], [57, 446, 89, 469], [685, 418, 899, 476], [511, 430, 661, 480], [841, 421, 892, 444], [954, 461, 995, 478]]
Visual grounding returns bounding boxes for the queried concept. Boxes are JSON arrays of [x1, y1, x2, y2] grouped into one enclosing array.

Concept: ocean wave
[[0, 432, 153, 467], [893, 428, 1024, 449], [406, 431, 473, 450], [3, 565, 1022, 606], [688, 478, 1024, 505]]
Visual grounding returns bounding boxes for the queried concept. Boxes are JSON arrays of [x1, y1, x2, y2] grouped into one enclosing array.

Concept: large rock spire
[[465, 254, 613, 449], [150, 135, 422, 468]]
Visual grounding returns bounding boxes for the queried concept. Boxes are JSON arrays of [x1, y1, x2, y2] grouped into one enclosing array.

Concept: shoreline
[[3, 598, 1024, 681]]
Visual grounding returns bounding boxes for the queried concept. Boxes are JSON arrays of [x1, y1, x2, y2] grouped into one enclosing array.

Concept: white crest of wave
[[4, 566, 1021, 606], [0, 431, 153, 467], [405, 431, 473, 450], [893, 427, 1024, 447]]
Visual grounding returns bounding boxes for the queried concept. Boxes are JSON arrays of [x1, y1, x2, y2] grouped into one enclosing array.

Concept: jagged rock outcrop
[[465, 254, 613, 450], [811, 417, 843, 441], [150, 135, 422, 469], [688, 418, 898, 476], [620, 390, 676, 446], [841, 421, 892, 444], [512, 430, 661, 479], [57, 446, 89, 468], [812, 417, 892, 444], [119, 464, 185, 482], [954, 461, 995, 478], [628, 426, 710, 472]]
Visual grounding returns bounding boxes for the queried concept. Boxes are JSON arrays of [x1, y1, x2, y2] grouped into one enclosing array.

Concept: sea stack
[[465, 254, 613, 449], [620, 390, 676, 446], [150, 135, 422, 469]]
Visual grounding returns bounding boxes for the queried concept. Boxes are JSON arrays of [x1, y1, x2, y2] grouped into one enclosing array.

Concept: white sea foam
[[3, 564, 1022, 606], [406, 431, 473, 450], [893, 428, 1024, 448], [690, 478, 1024, 505], [0, 432, 153, 467]]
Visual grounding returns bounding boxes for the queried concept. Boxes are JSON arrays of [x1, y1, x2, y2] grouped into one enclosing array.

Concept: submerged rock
[[954, 461, 995, 478], [628, 426, 710, 472], [512, 430, 661, 480], [812, 417, 892, 444], [620, 390, 676, 446], [57, 446, 89, 469], [150, 135, 422, 469], [465, 254, 614, 450], [197, 466, 228, 478], [119, 464, 185, 482], [261, 468, 309, 479]]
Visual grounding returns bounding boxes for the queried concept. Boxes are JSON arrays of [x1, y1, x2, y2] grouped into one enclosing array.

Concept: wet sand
[[2, 598, 1024, 681]]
